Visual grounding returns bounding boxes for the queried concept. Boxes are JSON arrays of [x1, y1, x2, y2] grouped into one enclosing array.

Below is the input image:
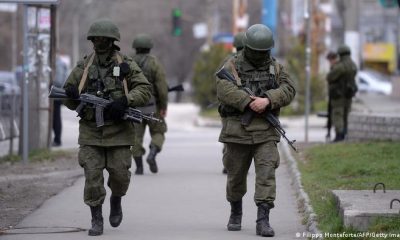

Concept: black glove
[[119, 62, 130, 81], [65, 85, 80, 99], [107, 96, 128, 120]]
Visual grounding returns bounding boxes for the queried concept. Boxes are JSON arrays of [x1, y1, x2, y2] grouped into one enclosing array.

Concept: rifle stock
[[168, 84, 184, 92], [48, 86, 68, 99], [215, 67, 297, 152]]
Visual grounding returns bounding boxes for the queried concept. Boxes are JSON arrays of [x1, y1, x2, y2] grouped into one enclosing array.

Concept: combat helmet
[[233, 32, 245, 50], [243, 24, 274, 51], [337, 44, 351, 55], [87, 19, 120, 41], [132, 34, 154, 49]]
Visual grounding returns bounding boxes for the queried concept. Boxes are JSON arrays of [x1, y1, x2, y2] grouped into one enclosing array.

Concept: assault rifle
[[48, 86, 161, 127], [215, 67, 297, 152]]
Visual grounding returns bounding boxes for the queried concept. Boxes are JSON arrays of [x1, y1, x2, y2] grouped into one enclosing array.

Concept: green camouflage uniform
[[131, 53, 168, 157], [63, 51, 151, 206], [327, 54, 357, 138], [217, 51, 296, 207]]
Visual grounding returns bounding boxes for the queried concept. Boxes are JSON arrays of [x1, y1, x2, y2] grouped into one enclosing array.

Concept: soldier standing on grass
[[324, 51, 338, 141], [216, 24, 296, 237], [327, 45, 357, 142], [63, 19, 151, 236], [130, 34, 168, 175]]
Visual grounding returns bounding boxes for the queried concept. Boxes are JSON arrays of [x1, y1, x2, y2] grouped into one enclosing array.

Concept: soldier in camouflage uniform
[[233, 32, 245, 53], [216, 24, 296, 237], [131, 34, 168, 175], [327, 45, 357, 142], [63, 19, 151, 236]]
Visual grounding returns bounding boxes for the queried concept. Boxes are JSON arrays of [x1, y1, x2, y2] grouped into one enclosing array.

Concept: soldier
[[324, 51, 338, 141], [131, 34, 168, 175], [216, 24, 296, 237], [233, 32, 245, 53], [327, 45, 357, 141], [52, 54, 69, 147], [63, 19, 151, 236]]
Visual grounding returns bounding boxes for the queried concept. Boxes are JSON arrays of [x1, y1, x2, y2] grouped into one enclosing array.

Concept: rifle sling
[[78, 53, 95, 94], [115, 54, 129, 97], [227, 59, 242, 87]]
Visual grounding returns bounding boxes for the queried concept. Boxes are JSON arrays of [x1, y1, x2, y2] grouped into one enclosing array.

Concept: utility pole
[[22, 4, 29, 163], [304, 0, 312, 143], [342, 0, 360, 67]]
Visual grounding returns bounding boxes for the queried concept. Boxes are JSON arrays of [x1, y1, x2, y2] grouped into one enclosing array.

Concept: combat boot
[[256, 203, 274, 237], [134, 157, 144, 175], [227, 200, 242, 231], [109, 195, 123, 227], [146, 144, 159, 173], [333, 132, 345, 142], [88, 205, 103, 236]]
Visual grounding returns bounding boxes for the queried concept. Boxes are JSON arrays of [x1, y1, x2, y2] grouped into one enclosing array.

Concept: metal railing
[[0, 91, 20, 156]]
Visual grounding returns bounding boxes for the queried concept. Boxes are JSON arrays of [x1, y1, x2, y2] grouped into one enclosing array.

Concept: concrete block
[[332, 190, 400, 231]]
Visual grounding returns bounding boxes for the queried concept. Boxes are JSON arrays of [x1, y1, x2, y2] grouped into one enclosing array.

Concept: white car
[[356, 70, 392, 95]]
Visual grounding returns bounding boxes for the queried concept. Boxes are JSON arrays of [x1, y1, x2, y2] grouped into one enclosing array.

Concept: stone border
[[280, 141, 323, 239]]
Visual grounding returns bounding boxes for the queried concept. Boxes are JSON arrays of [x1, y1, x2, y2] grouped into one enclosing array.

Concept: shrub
[[192, 44, 230, 110]]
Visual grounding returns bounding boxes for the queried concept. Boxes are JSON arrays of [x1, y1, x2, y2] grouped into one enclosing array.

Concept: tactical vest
[[133, 55, 156, 90], [219, 57, 280, 117], [237, 61, 279, 95], [80, 53, 126, 121]]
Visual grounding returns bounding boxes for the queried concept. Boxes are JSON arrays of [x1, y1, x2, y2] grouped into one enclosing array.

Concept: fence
[[0, 91, 20, 155]]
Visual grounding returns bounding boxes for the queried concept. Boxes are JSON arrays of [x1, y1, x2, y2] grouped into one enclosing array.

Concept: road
[[1, 103, 307, 239]]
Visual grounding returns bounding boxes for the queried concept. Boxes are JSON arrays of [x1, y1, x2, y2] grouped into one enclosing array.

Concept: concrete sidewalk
[[1, 103, 306, 239]]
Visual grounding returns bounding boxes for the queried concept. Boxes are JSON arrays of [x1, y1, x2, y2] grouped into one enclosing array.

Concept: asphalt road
[[1, 103, 307, 239]]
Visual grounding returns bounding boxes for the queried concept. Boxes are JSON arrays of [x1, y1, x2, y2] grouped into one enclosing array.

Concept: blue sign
[[262, 0, 277, 52]]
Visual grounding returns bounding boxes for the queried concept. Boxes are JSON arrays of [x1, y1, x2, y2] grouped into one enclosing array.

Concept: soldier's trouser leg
[[223, 143, 253, 202], [343, 99, 352, 137], [106, 146, 132, 197], [331, 98, 346, 140], [253, 141, 279, 207], [148, 117, 167, 151], [131, 122, 147, 158], [106, 147, 131, 228], [132, 122, 146, 174], [79, 145, 107, 207]]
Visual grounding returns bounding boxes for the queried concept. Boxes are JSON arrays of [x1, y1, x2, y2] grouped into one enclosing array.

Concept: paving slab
[[332, 190, 400, 231]]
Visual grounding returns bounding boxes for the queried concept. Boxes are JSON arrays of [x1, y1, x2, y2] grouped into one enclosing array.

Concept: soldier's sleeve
[[152, 59, 168, 110], [216, 60, 251, 112], [327, 63, 343, 83], [263, 64, 296, 110], [62, 60, 84, 110], [125, 60, 152, 107]]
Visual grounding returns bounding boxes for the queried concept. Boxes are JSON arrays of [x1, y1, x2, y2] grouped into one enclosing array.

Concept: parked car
[[356, 70, 392, 95], [0, 71, 20, 96], [0, 71, 21, 111]]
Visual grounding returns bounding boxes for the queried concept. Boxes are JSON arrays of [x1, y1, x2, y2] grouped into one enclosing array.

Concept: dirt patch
[[0, 152, 82, 230]]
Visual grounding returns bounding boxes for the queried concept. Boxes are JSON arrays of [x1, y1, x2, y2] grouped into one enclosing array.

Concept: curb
[[280, 141, 323, 239]]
